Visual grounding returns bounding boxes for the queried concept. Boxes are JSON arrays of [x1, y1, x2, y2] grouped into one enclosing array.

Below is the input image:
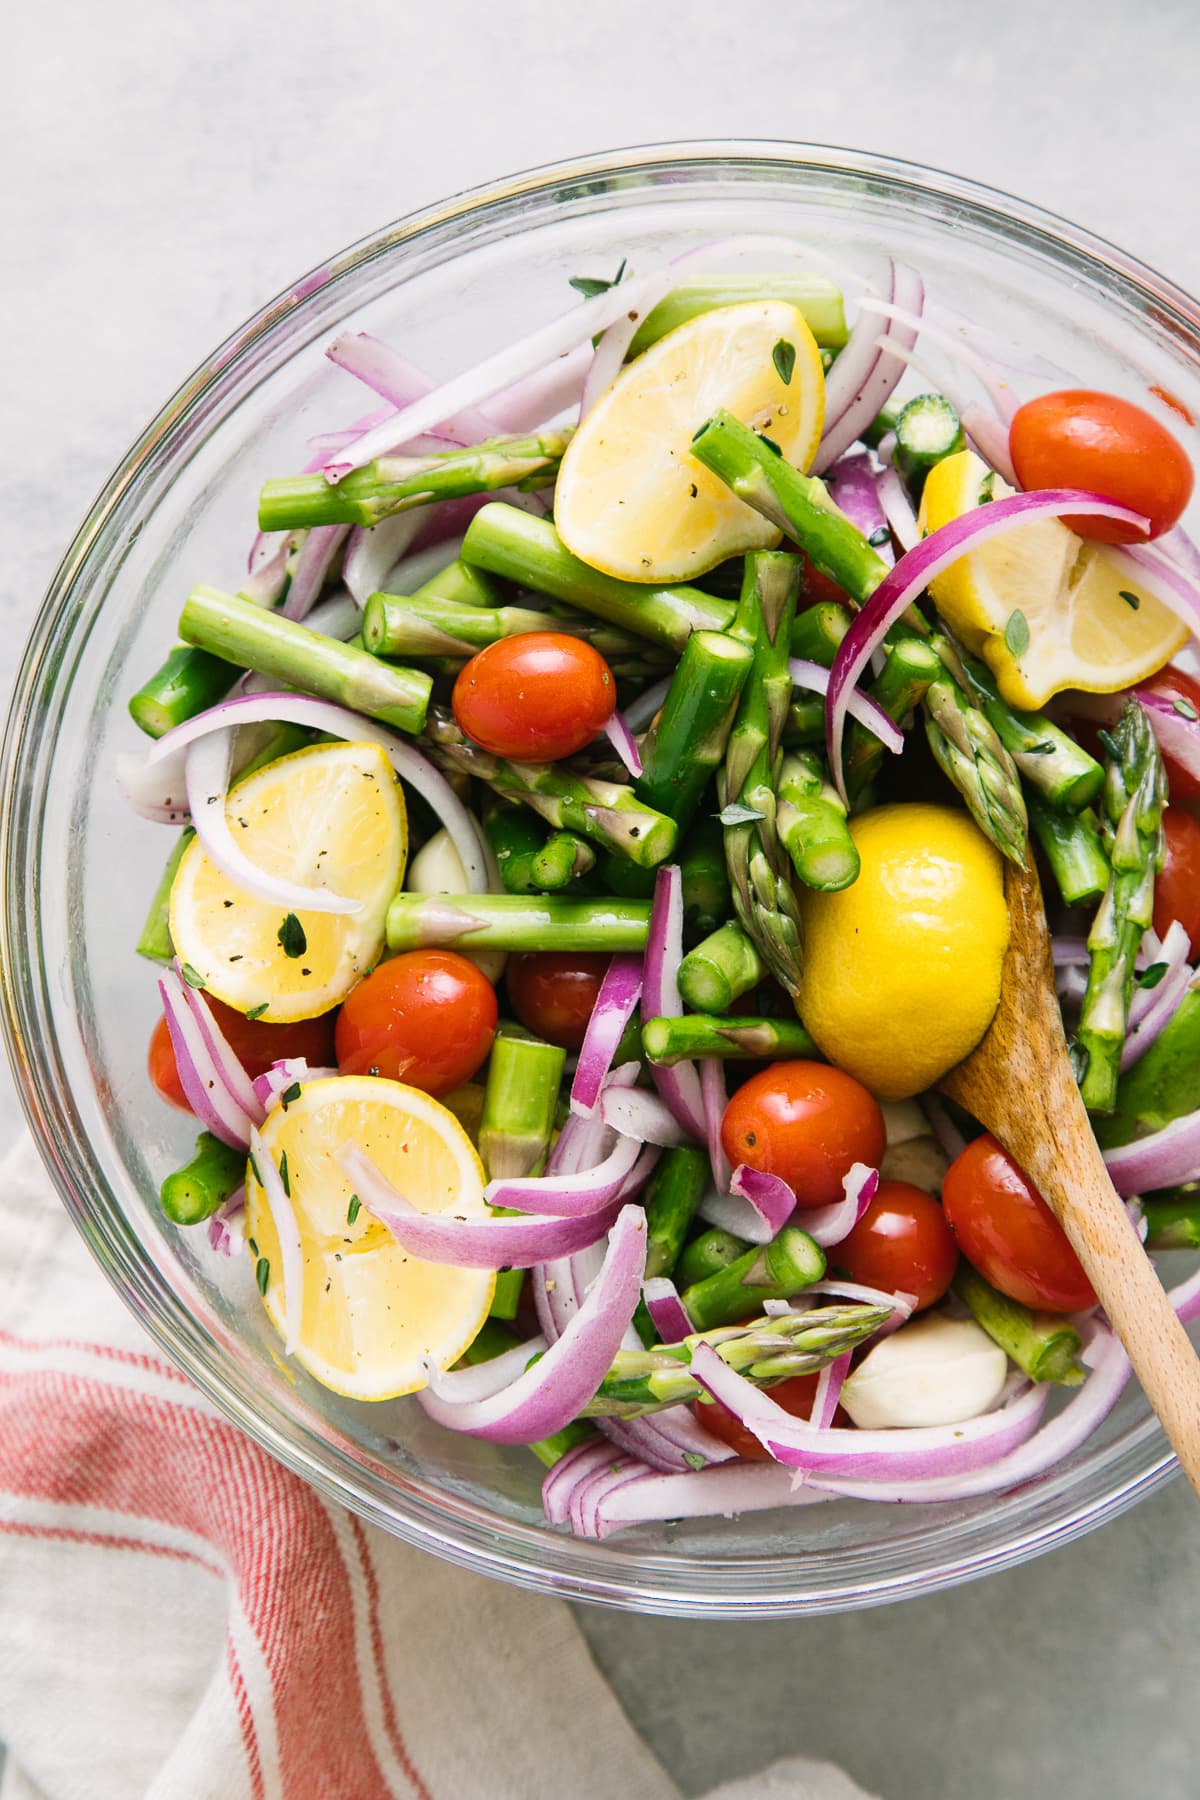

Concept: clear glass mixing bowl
[[3, 142, 1197, 1618]]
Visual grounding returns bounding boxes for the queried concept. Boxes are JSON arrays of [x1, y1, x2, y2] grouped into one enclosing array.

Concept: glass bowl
[[3, 141, 1196, 1619]]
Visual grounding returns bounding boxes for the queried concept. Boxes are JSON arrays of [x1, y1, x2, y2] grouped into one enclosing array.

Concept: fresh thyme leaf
[[868, 526, 892, 547], [978, 472, 997, 503], [1118, 589, 1141, 611], [246, 1002, 270, 1021], [682, 1451, 707, 1472], [718, 802, 767, 826], [1138, 962, 1169, 990], [279, 1150, 291, 1197], [277, 913, 307, 958], [568, 258, 627, 300], [280, 1082, 302, 1109], [347, 1195, 362, 1225], [180, 963, 206, 989], [1003, 609, 1030, 658], [255, 1256, 270, 1295], [772, 338, 796, 385], [1173, 697, 1199, 721]]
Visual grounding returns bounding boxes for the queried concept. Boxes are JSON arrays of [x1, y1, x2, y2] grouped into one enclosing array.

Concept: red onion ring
[[814, 261, 924, 474], [643, 866, 706, 1140], [569, 954, 643, 1118], [642, 1277, 694, 1344]]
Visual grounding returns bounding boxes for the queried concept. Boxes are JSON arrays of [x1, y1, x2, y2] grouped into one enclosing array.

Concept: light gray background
[[4, 4, 1200, 1795]]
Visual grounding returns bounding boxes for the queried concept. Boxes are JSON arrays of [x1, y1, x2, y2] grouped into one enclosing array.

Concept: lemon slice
[[919, 449, 1187, 710], [246, 1075, 494, 1399], [554, 300, 825, 582], [170, 741, 406, 1021]]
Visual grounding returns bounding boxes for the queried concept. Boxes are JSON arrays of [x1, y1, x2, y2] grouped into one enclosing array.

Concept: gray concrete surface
[[4, 3, 1200, 1794]]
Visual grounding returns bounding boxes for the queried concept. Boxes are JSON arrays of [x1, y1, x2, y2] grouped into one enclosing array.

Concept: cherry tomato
[[148, 1001, 338, 1113], [334, 951, 497, 1096], [452, 633, 615, 761], [1143, 668, 1200, 801], [505, 951, 610, 1051], [835, 1179, 958, 1312], [941, 1133, 1096, 1313], [695, 1372, 848, 1460], [1153, 808, 1200, 957], [1009, 389, 1194, 543], [720, 1061, 886, 1210]]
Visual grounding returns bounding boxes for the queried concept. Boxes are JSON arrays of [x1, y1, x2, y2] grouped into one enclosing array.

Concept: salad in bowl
[[8, 145, 1200, 1612]]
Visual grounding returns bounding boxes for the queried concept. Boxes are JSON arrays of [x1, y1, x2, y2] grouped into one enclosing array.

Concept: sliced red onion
[[570, 1454, 649, 1538], [416, 1205, 646, 1443], [762, 1298, 794, 1317], [251, 1058, 339, 1113], [1157, 526, 1200, 584], [1138, 684, 1200, 785], [326, 333, 501, 445], [789, 658, 903, 754], [599, 1086, 690, 1149], [281, 524, 351, 621], [1123, 921, 1193, 1069], [116, 750, 191, 824], [1168, 1262, 1200, 1327], [569, 954, 643, 1118], [689, 1341, 1047, 1476], [860, 298, 1019, 424], [643, 866, 706, 1140], [485, 1132, 646, 1217], [583, 1460, 831, 1538], [960, 403, 1020, 488], [875, 464, 920, 553], [622, 676, 672, 733], [241, 539, 293, 609], [826, 450, 893, 566], [488, 343, 591, 433], [920, 1096, 968, 1164], [143, 692, 491, 893], [700, 1056, 733, 1196], [249, 1126, 305, 1356], [729, 1164, 798, 1243], [157, 973, 255, 1150], [1051, 935, 1091, 966], [176, 966, 264, 1125], [542, 1438, 616, 1524], [303, 591, 363, 642], [183, 729, 362, 918], [642, 1276, 693, 1344], [801, 1162, 879, 1248], [207, 1186, 245, 1257], [1103, 1105, 1200, 1195], [806, 1324, 1130, 1504], [814, 261, 924, 474], [601, 711, 643, 778], [339, 1142, 617, 1267], [805, 1277, 915, 1319], [810, 1352, 851, 1429], [825, 489, 1149, 800], [697, 1186, 778, 1242], [248, 528, 287, 578], [342, 514, 424, 607]]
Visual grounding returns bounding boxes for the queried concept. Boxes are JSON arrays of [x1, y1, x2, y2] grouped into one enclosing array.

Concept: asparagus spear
[[136, 831, 195, 963], [681, 1230, 827, 1333], [258, 431, 572, 531], [954, 645, 1103, 809], [423, 708, 676, 867], [386, 892, 651, 954], [485, 807, 595, 893], [582, 1303, 890, 1418], [362, 591, 651, 665], [776, 752, 860, 892], [676, 1227, 751, 1288], [627, 274, 848, 358], [679, 819, 733, 937], [953, 1265, 1086, 1386], [634, 630, 753, 829], [643, 1012, 819, 1066], [1142, 1190, 1200, 1250], [129, 645, 238, 739], [179, 587, 432, 734], [411, 557, 503, 608], [782, 693, 826, 747], [1077, 701, 1168, 1113], [677, 921, 765, 1014], [461, 504, 734, 651], [642, 1147, 712, 1280], [1028, 795, 1110, 906], [161, 1133, 246, 1225], [892, 394, 965, 497], [790, 599, 854, 668], [843, 634, 941, 802], [690, 412, 1030, 863], [479, 1033, 565, 1182], [721, 551, 805, 998]]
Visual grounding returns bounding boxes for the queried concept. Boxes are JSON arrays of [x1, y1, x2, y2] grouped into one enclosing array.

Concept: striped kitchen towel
[[0, 1134, 875, 1800]]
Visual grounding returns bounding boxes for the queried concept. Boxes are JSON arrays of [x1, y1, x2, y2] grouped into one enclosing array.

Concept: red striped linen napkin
[[0, 1134, 875, 1800]]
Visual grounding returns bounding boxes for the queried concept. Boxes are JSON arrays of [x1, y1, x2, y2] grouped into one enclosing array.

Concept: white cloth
[[0, 1135, 876, 1800]]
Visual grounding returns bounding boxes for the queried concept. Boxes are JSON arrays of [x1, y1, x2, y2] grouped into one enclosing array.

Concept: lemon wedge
[[169, 741, 406, 1022], [554, 300, 825, 582], [246, 1075, 494, 1399], [919, 449, 1186, 710]]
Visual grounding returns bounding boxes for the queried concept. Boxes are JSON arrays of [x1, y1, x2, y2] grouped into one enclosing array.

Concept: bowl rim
[[1, 137, 1187, 1617]]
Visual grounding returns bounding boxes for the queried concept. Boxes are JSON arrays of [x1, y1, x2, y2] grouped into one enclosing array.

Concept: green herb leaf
[[277, 913, 307, 958], [978, 472, 996, 504], [772, 339, 796, 385], [568, 258, 627, 300], [280, 1082, 302, 1110], [248, 1155, 263, 1190], [180, 963, 207, 990], [1138, 962, 1169, 990], [279, 1150, 291, 1197], [246, 1002, 270, 1021], [1003, 609, 1030, 658], [868, 526, 892, 547], [1173, 697, 1199, 722], [682, 1451, 707, 1472], [347, 1195, 362, 1225], [1119, 589, 1141, 611], [255, 1256, 270, 1295], [717, 802, 767, 827]]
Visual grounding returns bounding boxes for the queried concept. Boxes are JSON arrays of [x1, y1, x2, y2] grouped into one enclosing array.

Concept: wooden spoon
[[940, 855, 1200, 1498]]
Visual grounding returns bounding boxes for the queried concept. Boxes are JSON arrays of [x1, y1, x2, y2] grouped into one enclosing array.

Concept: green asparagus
[[129, 645, 237, 740], [956, 647, 1104, 809], [362, 591, 652, 665], [479, 1033, 565, 1182], [677, 921, 765, 1014], [843, 634, 941, 802], [386, 892, 651, 954], [136, 831, 194, 963], [1142, 1190, 1200, 1251], [790, 599, 854, 667], [892, 394, 965, 496], [634, 630, 753, 829], [642, 1147, 712, 1280], [161, 1133, 246, 1226], [681, 1230, 827, 1333], [643, 1012, 819, 1066], [676, 1227, 751, 1288], [1028, 795, 1110, 906], [776, 752, 860, 892], [953, 1265, 1086, 1385], [627, 274, 848, 358]]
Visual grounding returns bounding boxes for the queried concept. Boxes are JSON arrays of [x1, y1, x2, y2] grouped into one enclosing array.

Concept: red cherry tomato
[[452, 633, 615, 761], [941, 1133, 1096, 1313], [720, 1061, 887, 1210], [505, 952, 609, 1051], [334, 951, 497, 1096], [1153, 808, 1200, 957], [148, 1001, 338, 1113], [696, 1372, 849, 1461], [835, 1179, 958, 1312], [1143, 668, 1200, 802], [1009, 389, 1194, 543]]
